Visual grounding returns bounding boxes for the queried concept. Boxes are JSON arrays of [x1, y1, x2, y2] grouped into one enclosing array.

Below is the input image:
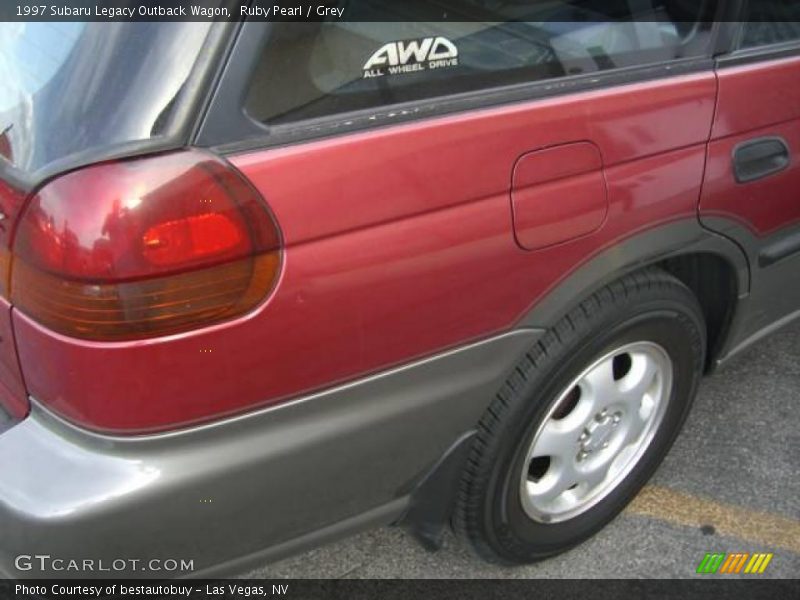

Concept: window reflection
[[0, 22, 213, 172]]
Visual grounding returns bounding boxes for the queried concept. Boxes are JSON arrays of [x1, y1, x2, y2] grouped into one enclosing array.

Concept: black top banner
[[2, 0, 797, 22]]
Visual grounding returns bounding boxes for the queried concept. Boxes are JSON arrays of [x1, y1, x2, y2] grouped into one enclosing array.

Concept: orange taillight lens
[[10, 150, 281, 340], [0, 247, 10, 298]]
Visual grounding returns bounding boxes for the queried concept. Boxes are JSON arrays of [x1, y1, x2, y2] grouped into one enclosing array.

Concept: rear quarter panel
[[13, 72, 716, 432]]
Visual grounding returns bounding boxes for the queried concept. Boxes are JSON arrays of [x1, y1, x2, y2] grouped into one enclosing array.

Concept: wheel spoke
[[617, 351, 662, 444], [529, 419, 580, 461], [527, 458, 578, 503], [581, 457, 612, 489], [580, 356, 618, 414], [618, 351, 659, 406], [622, 404, 650, 445]]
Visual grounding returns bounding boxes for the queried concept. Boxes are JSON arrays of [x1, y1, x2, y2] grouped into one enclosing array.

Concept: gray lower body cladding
[[0, 329, 541, 578]]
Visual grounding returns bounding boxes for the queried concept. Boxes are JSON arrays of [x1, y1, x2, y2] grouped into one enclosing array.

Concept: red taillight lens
[[142, 213, 245, 266], [10, 150, 281, 340]]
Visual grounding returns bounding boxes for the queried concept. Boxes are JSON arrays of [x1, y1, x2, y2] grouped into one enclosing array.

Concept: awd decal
[[696, 552, 774, 574], [363, 37, 459, 78]]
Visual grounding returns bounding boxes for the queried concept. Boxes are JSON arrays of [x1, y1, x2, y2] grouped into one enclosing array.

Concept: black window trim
[[197, 16, 727, 153], [717, 37, 800, 69]]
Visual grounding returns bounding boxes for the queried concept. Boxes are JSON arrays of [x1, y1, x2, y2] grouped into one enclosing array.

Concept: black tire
[[452, 267, 706, 564]]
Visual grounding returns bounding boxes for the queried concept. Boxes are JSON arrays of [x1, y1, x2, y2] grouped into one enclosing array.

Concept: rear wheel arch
[[517, 220, 748, 371], [656, 252, 740, 372]]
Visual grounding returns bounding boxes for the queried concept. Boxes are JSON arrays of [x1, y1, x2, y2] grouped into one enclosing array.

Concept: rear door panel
[[700, 55, 800, 337], [701, 56, 800, 235]]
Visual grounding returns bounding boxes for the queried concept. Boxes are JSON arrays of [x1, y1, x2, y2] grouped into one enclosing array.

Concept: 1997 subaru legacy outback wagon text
[[1, 1, 799, 577]]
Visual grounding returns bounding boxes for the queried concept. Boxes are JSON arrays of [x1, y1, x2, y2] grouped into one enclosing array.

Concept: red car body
[[0, 10, 798, 578]]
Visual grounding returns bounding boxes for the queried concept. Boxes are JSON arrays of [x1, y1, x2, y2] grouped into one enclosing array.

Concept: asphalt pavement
[[243, 320, 800, 579]]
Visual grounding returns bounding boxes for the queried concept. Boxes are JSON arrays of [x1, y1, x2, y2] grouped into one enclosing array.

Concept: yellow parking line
[[627, 485, 800, 554]]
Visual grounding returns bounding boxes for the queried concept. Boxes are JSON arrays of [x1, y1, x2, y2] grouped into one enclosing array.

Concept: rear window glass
[[0, 22, 216, 174], [245, 0, 715, 125]]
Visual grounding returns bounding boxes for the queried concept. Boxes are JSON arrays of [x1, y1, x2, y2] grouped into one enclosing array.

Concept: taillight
[[0, 248, 9, 298], [10, 150, 281, 340]]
